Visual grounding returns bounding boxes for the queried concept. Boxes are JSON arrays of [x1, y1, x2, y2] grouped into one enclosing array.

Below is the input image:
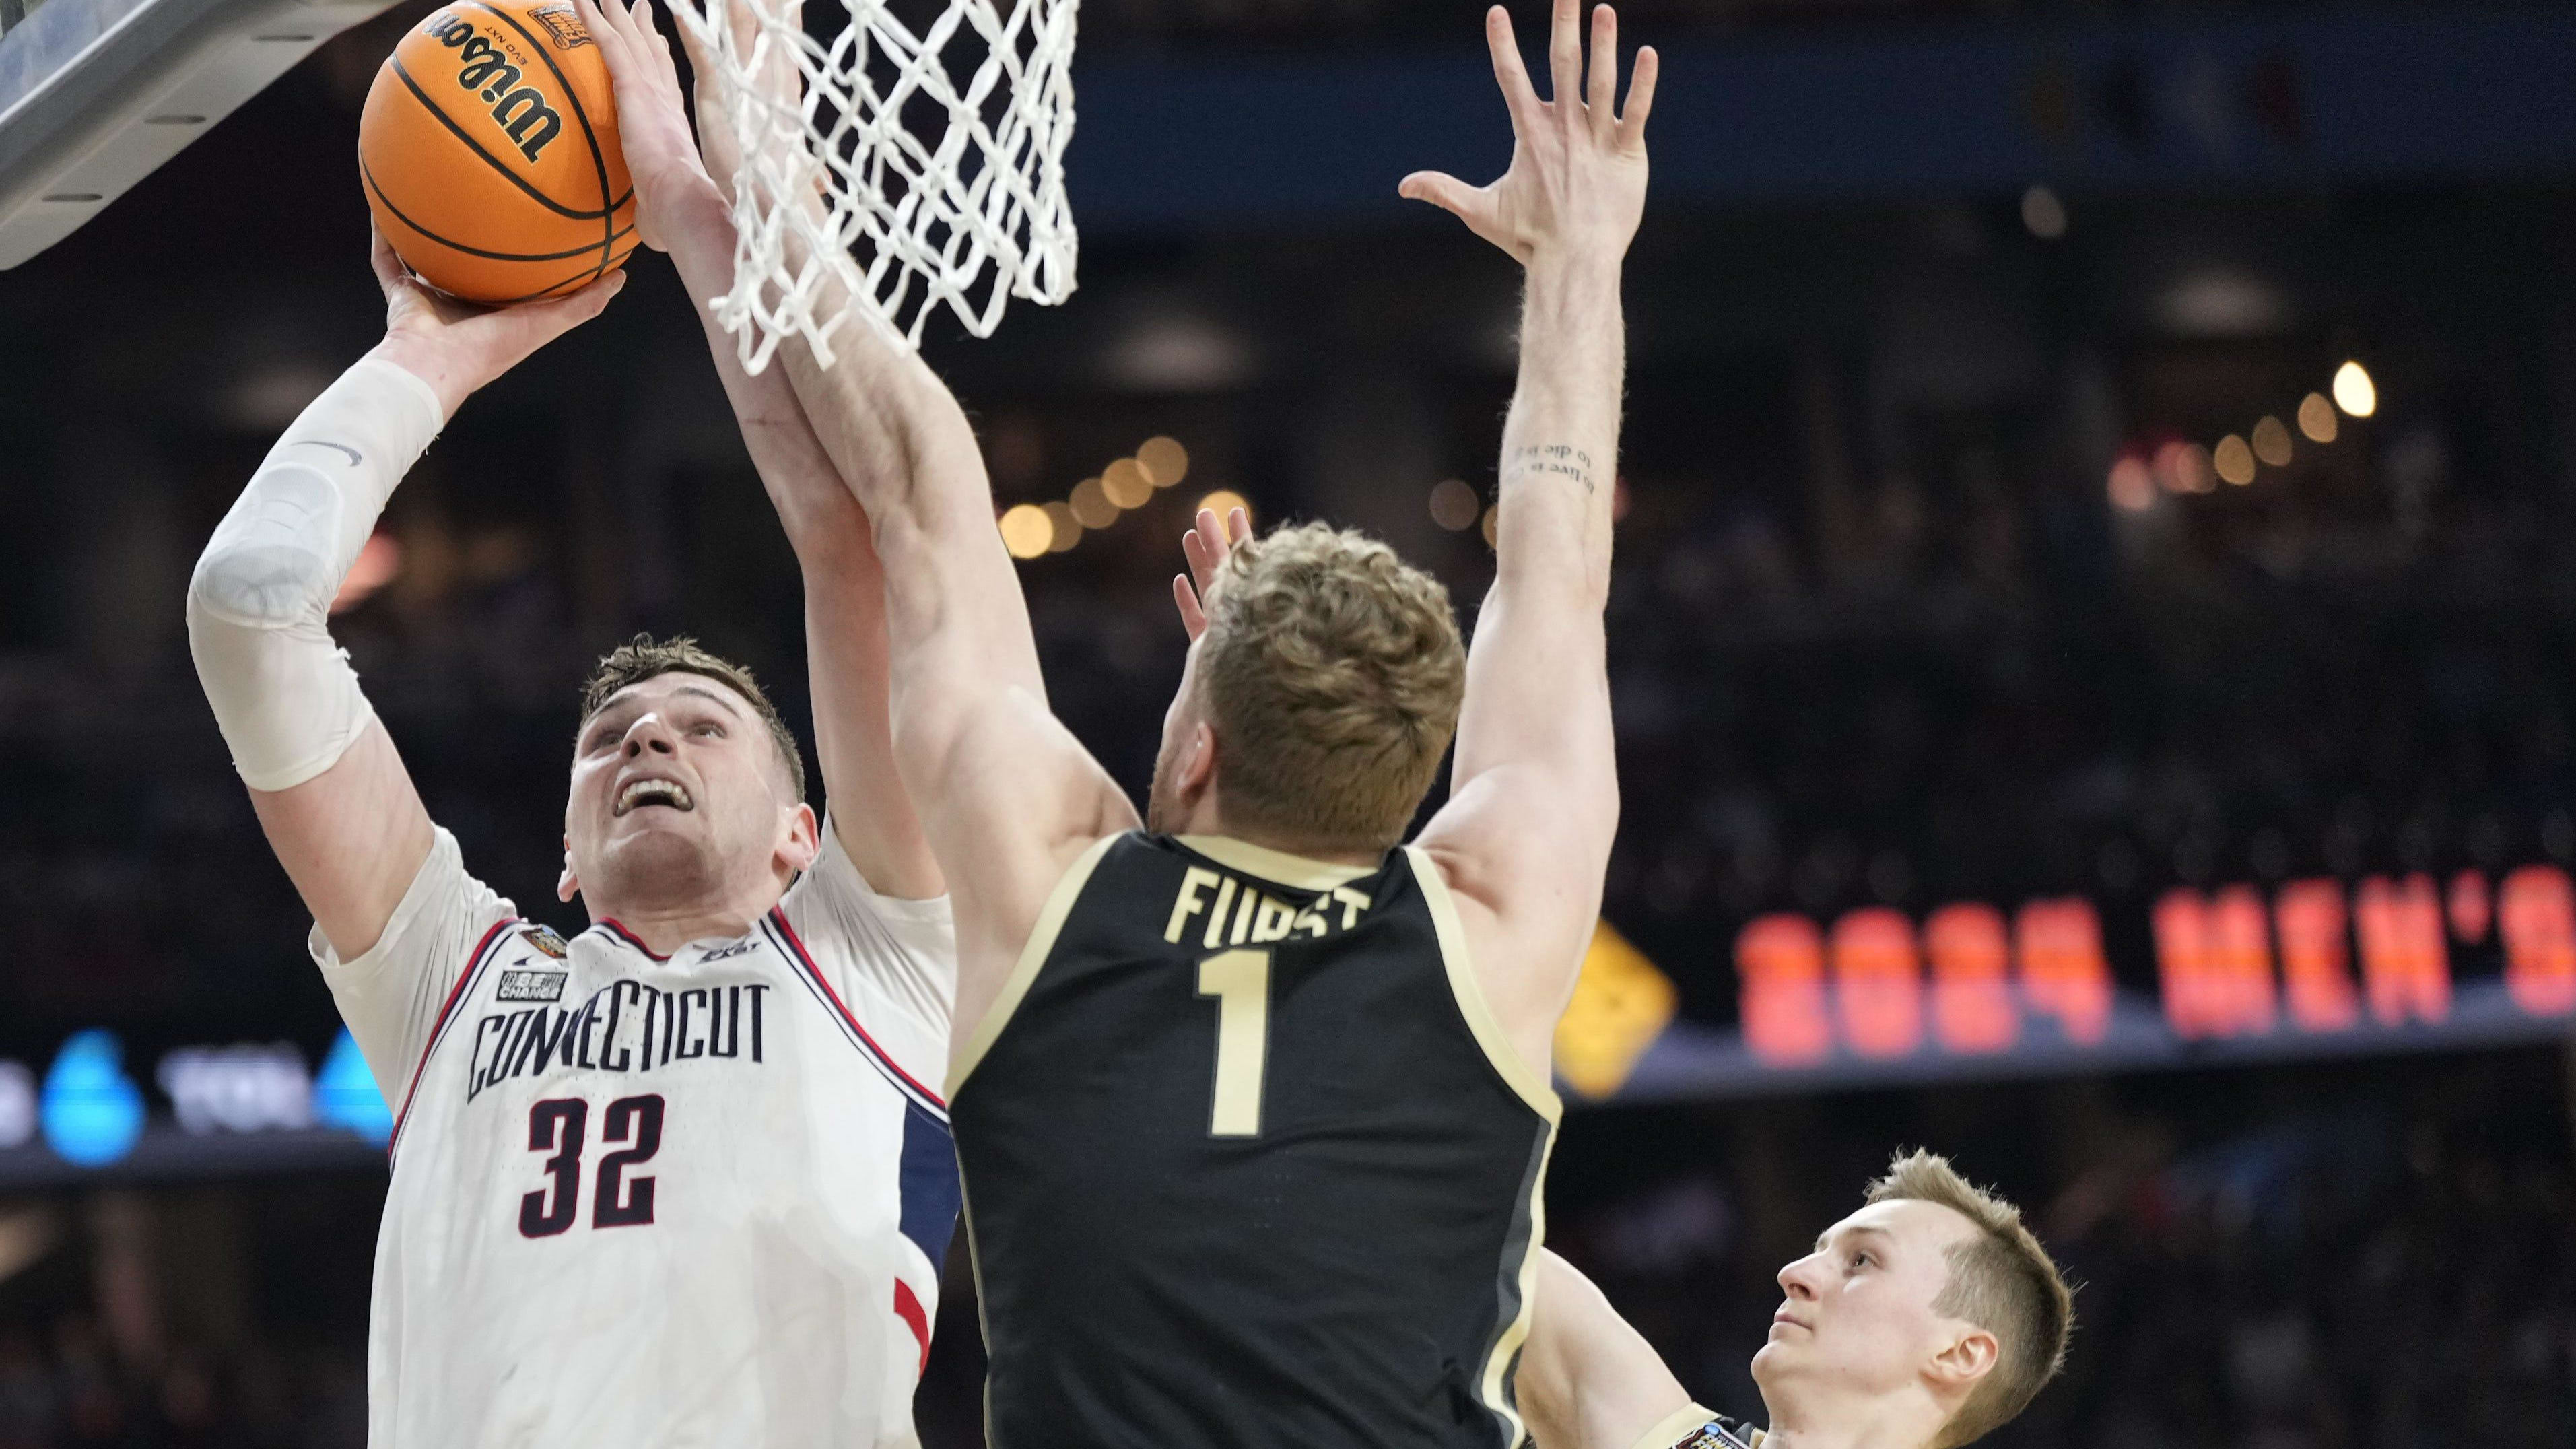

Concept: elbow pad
[[187, 356, 445, 791]]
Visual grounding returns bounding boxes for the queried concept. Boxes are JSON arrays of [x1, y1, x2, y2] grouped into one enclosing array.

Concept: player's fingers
[[1192, 508, 1229, 577], [633, 0, 675, 63], [368, 226, 405, 295], [1619, 45, 1659, 147], [670, 0, 716, 69], [1586, 6, 1618, 140], [586, 0, 628, 46], [1397, 171, 1487, 227], [567, 268, 629, 318], [1227, 506, 1250, 545], [582, 0, 637, 68], [1548, 0, 1581, 106], [1172, 575, 1207, 640], [1483, 7, 1541, 131], [574, 0, 611, 54], [1182, 525, 1216, 592]]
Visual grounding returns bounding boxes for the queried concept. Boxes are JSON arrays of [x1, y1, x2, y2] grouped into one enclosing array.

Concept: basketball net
[[667, 0, 1079, 370]]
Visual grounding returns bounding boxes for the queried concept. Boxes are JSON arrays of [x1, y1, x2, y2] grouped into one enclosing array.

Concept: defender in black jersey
[[762, 3, 1658, 1444], [953, 834, 1555, 1446]]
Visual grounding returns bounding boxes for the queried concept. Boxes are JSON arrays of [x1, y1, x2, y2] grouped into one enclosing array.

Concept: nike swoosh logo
[[289, 441, 362, 466]]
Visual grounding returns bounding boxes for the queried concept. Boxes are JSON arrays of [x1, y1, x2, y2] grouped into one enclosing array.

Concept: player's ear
[[1182, 720, 1218, 797], [779, 802, 821, 874], [557, 836, 579, 903], [1924, 1323, 1999, 1396]]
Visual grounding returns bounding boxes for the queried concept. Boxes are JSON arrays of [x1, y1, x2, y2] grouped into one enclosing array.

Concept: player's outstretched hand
[[1171, 505, 1251, 642], [579, 0, 718, 252], [667, 0, 805, 207], [369, 226, 621, 417], [1398, 1, 1656, 268]]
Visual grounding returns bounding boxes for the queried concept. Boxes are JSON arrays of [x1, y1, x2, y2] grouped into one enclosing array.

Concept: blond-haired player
[[1522, 1151, 2076, 1449], [585, 0, 1651, 1442]]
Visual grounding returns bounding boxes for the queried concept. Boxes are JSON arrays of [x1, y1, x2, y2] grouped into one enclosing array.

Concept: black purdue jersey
[[949, 832, 1563, 1449]]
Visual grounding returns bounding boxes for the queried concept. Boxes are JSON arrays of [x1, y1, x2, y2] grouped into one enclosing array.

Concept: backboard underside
[[0, 0, 401, 268]]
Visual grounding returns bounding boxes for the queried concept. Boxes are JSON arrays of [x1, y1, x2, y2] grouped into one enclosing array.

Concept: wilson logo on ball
[[421, 11, 564, 162]]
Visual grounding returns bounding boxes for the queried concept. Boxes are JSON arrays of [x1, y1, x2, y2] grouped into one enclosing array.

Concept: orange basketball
[[358, 0, 637, 304]]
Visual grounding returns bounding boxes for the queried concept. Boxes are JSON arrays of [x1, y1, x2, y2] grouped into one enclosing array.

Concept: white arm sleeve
[[778, 813, 957, 1085], [185, 355, 446, 791]]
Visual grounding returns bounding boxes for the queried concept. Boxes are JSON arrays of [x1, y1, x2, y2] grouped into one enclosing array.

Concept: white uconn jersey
[[314, 823, 958, 1449]]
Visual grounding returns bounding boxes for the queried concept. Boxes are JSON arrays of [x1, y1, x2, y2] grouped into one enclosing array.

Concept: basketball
[[357, 0, 636, 304]]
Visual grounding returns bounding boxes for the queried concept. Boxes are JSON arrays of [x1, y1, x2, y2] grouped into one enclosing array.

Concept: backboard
[[0, 0, 402, 267]]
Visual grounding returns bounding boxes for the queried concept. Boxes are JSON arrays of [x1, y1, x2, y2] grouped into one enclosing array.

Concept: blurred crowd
[[7, 301, 2570, 1034], [0, 1052, 2565, 1448], [0, 1322, 365, 1449]]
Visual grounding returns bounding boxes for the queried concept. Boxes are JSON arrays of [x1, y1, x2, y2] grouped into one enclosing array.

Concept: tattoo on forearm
[[1507, 443, 1596, 494]]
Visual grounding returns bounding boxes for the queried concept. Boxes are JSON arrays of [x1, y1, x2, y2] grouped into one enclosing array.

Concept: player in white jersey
[[182, 1, 958, 1431]]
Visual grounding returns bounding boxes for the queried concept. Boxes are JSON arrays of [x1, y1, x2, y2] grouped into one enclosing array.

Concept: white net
[[668, 0, 1080, 370]]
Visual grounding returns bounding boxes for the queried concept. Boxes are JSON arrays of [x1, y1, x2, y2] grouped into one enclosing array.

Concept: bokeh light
[[1102, 458, 1153, 508], [1138, 436, 1190, 487], [1042, 501, 1082, 553], [998, 504, 1053, 559], [1481, 506, 1499, 547], [2334, 360, 2377, 417], [2155, 440, 2216, 494], [2107, 456, 2155, 511], [2214, 435, 2256, 485], [2020, 184, 2067, 240], [1069, 477, 1119, 529], [2298, 391, 2339, 443], [2251, 415, 2294, 467], [1429, 478, 1480, 531], [329, 531, 403, 613], [1195, 490, 1250, 527]]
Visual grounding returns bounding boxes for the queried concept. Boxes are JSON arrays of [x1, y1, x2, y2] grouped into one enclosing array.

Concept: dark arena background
[[5, 1, 2576, 1445]]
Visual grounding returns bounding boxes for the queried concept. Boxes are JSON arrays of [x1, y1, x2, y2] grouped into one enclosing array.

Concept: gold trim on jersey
[[948, 833, 1120, 1098], [957, 1170, 1003, 1448], [1403, 847, 1563, 1124], [1483, 1128, 1555, 1448], [1632, 1404, 1749, 1449], [1404, 845, 1561, 1449], [1178, 834, 1380, 891]]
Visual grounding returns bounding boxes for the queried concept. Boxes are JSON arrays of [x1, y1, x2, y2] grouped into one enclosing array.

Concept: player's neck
[[1178, 801, 1386, 869], [1193, 826, 1385, 869], [1755, 1389, 1943, 1449], [588, 888, 780, 957]]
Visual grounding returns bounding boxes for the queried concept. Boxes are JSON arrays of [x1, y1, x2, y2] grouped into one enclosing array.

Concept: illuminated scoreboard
[[1562, 864, 2576, 1103]]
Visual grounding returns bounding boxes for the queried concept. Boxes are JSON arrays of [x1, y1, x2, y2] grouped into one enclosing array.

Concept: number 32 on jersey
[[520, 1093, 665, 1237]]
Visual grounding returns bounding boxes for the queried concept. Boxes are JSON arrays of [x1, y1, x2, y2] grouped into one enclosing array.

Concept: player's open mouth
[[613, 778, 695, 816]]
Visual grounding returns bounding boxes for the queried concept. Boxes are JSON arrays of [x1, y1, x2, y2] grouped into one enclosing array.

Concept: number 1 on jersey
[[1196, 949, 1272, 1137]]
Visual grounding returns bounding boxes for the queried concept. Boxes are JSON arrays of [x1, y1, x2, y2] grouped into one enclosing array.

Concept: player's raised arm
[[1403, 0, 1655, 1052], [640, 0, 1133, 1038], [1520, 1251, 1709, 1449], [582, 0, 939, 901], [188, 234, 619, 959]]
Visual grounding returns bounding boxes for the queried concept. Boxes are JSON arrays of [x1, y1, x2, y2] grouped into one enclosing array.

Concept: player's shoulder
[[782, 817, 955, 931]]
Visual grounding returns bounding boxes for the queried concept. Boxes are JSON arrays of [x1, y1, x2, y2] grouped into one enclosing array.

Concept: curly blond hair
[[1866, 1149, 2076, 1447], [1198, 523, 1466, 848]]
